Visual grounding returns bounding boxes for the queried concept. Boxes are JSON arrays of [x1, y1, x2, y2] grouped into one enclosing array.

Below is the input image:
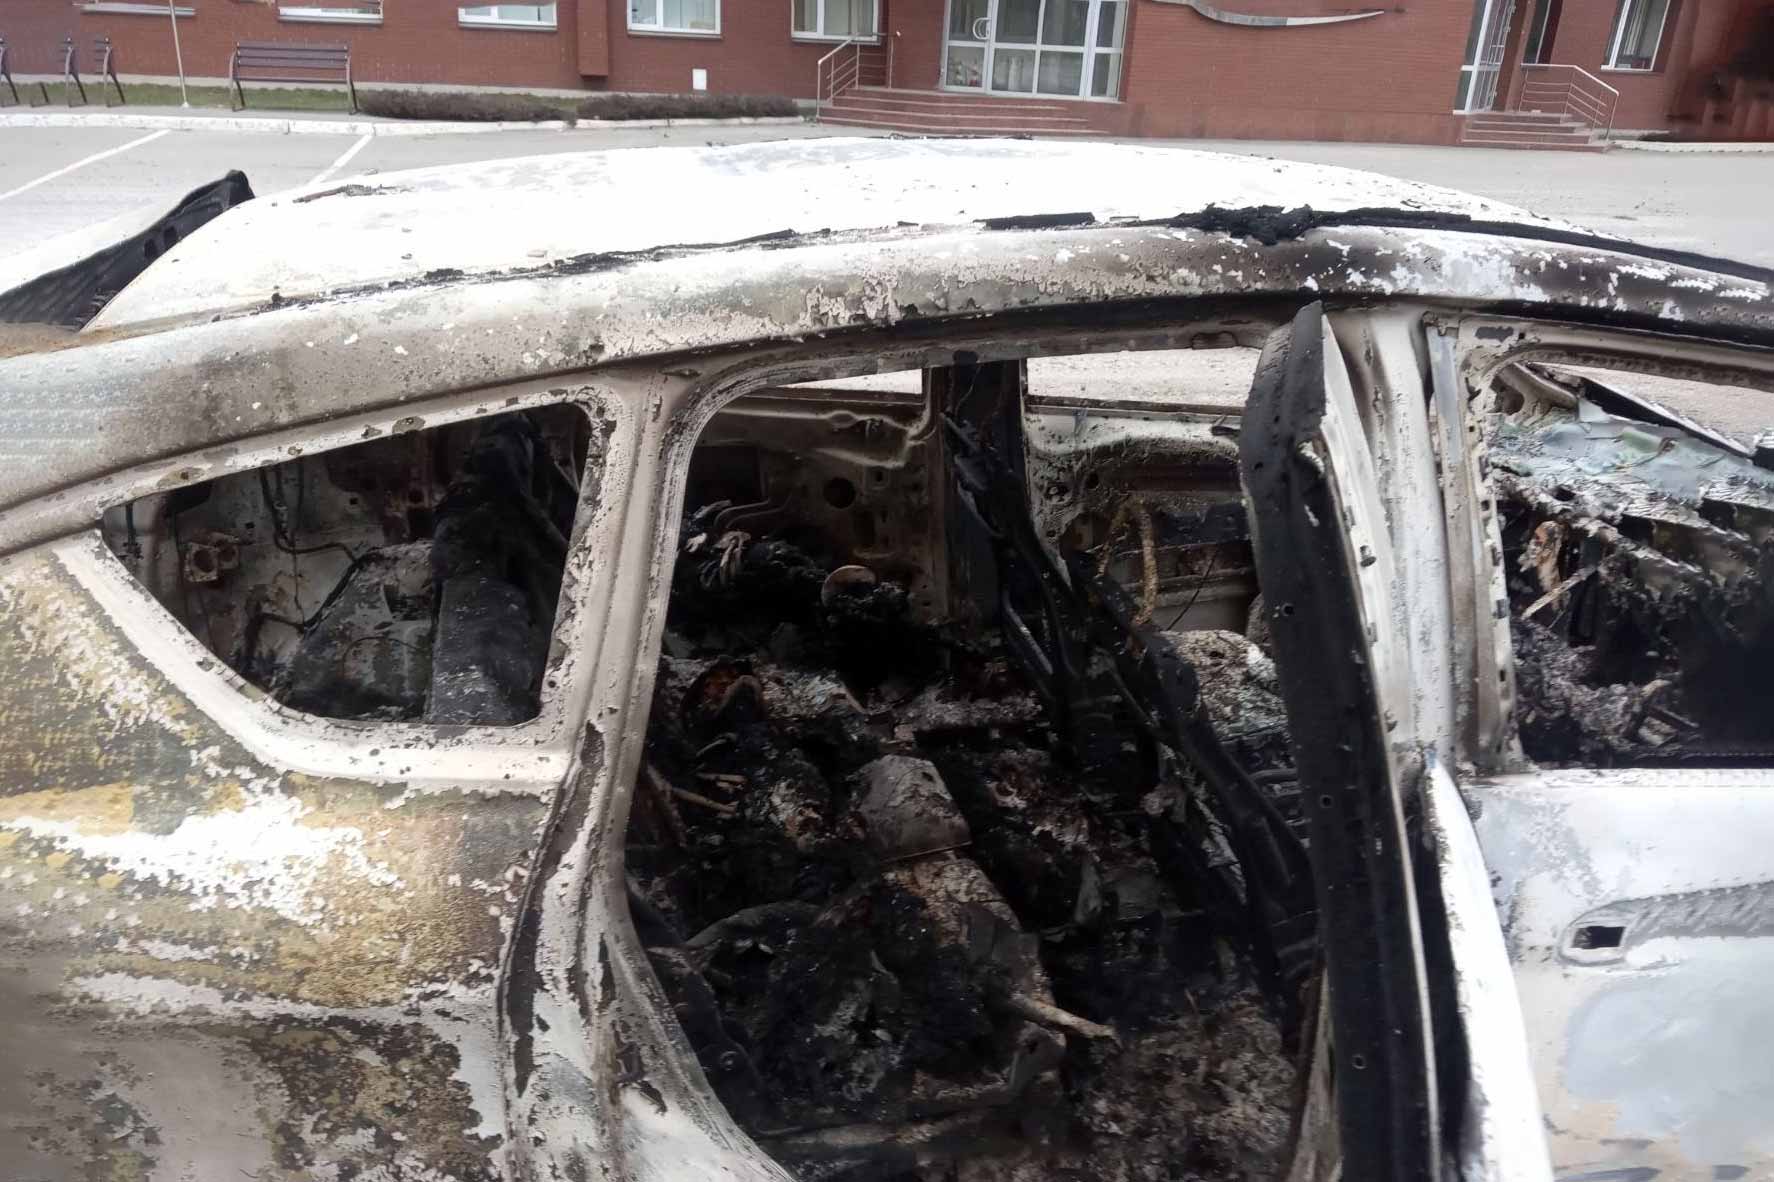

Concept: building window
[[793, 0, 878, 41], [460, 3, 558, 29], [279, 0, 382, 23], [81, 3, 196, 14], [1521, 0, 1562, 65], [629, 0, 719, 35], [100, 403, 604, 728], [1606, 0, 1670, 70]]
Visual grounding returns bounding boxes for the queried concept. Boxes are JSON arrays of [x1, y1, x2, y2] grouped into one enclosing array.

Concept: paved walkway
[[0, 118, 853, 261], [1166, 138, 1774, 268], [0, 104, 810, 135]]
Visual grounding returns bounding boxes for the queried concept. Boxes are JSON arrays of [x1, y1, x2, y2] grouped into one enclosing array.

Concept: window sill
[[83, 2, 196, 13], [626, 26, 722, 38], [792, 34, 882, 44], [459, 18, 558, 31], [1599, 65, 1658, 74], [278, 9, 384, 24]]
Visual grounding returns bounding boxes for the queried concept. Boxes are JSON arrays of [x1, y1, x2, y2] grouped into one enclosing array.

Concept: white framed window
[[279, 1, 382, 24], [81, 3, 196, 14], [1605, 0, 1670, 71], [793, 0, 878, 41], [460, 3, 558, 29], [628, 0, 719, 35]]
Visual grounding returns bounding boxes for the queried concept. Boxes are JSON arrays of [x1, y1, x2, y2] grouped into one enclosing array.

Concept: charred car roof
[[2, 138, 1773, 550]]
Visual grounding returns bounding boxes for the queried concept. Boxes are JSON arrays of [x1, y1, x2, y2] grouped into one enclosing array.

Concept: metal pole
[[167, 0, 189, 107]]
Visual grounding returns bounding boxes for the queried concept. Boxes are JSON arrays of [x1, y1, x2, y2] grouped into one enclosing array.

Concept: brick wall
[[1540, 0, 1681, 129], [4, 0, 589, 88], [1534, 0, 1757, 132], [1119, 0, 1475, 144], [885, 0, 946, 91], [26, 0, 1727, 143], [0, 0, 850, 95], [602, 2, 860, 95]]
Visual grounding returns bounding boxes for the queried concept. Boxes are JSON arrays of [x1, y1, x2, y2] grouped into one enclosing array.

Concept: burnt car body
[[1, 138, 1771, 1182]]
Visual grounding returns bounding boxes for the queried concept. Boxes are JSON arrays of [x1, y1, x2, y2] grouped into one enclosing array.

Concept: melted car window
[[102, 405, 601, 725], [1490, 361, 1774, 765]]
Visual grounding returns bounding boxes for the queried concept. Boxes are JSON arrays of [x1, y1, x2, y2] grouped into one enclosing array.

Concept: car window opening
[[1489, 360, 1774, 767], [100, 405, 601, 726], [625, 347, 1311, 1178]]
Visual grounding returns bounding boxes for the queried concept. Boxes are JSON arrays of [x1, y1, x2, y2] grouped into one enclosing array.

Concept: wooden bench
[[94, 36, 123, 106], [230, 40, 355, 112]]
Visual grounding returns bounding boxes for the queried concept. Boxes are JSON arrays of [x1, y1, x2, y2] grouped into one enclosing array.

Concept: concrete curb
[[1610, 138, 1774, 153], [0, 111, 810, 136]]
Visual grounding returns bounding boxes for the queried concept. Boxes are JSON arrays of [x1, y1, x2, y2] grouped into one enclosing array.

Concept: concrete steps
[[1461, 110, 1605, 151], [819, 86, 1100, 137]]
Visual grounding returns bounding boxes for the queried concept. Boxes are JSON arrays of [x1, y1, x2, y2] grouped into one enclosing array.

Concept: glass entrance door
[[1455, 0, 1518, 112], [943, 0, 1125, 99], [945, 0, 991, 89]]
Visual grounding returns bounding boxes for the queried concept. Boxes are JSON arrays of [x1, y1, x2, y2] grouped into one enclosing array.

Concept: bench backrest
[[234, 41, 350, 74]]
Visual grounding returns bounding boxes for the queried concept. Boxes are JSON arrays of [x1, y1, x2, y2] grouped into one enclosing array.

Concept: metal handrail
[[814, 37, 860, 120], [1518, 62, 1620, 141]]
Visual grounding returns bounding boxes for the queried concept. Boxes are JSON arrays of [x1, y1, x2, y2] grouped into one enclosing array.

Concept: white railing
[[814, 38, 862, 120], [1515, 63, 1621, 141]]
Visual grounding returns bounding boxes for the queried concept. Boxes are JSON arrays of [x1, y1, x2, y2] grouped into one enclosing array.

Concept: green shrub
[[359, 89, 573, 123], [356, 88, 802, 124], [575, 92, 800, 121]]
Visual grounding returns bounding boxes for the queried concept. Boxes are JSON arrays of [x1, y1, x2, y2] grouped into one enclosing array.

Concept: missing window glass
[[1573, 924, 1625, 950], [1489, 359, 1774, 766], [101, 405, 601, 725], [624, 348, 1310, 1179]]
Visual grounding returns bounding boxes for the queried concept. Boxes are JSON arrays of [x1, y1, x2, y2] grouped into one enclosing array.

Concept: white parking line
[[0, 129, 170, 203], [310, 133, 373, 187]]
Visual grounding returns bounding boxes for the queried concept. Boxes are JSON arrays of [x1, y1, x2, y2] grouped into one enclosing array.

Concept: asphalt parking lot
[[0, 119, 851, 259], [4, 119, 1773, 265]]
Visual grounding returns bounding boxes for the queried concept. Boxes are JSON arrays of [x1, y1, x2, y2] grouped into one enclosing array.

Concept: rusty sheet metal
[[0, 542, 553, 1181]]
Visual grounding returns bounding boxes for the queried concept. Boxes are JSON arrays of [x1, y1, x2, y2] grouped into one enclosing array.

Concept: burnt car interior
[[624, 348, 1312, 1181], [1487, 359, 1774, 767], [90, 320, 1774, 1181], [100, 405, 599, 726]]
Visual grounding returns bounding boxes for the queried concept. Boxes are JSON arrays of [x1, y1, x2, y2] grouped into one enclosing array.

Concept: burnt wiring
[[257, 465, 360, 562], [256, 462, 364, 625], [1164, 547, 1221, 632]]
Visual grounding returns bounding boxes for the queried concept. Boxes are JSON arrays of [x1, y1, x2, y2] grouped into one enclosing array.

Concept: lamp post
[[167, 0, 189, 106]]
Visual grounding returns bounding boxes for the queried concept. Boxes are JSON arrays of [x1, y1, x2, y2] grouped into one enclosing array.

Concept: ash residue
[[628, 521, 1298, 1180]]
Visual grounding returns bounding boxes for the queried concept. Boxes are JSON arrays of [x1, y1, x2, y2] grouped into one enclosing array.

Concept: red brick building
[[5, 0, 1771, 143]]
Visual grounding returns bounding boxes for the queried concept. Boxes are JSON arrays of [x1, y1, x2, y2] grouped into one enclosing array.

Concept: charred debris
[[626, 361, 1313, 1181], [1489, 362, 1774, 766], [87, 337, 1774, 1178], [102, 406, 597, 725]]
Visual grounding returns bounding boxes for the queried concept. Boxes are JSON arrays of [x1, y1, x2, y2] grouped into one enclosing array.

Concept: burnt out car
[[1, 139, 1771, 1182]]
